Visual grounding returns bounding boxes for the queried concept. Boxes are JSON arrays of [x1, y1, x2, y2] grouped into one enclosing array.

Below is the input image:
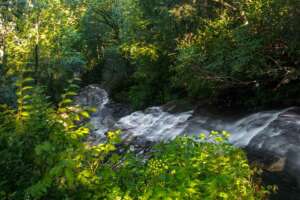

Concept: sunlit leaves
[[122, 42, 159, 61], [115, 132, 269, 199], [169, 3, 197, 21], [80, 110, 90, 119], [3, 0, 86, 103]]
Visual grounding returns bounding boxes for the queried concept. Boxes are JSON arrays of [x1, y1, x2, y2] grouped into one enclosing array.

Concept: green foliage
[[0, 75, 116, 199], [79, 0, 300, 109], [114, 131, 270, 200], [0, 66, 16, 105], [1, 0, 299, 109], [172, 0, 300, 108], [80, 0, 133, 99], [1, 0, 86, 105], [0, 74, 269, 199]]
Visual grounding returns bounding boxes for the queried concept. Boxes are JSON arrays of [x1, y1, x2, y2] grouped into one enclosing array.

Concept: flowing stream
[[77, 85, 300, 199]]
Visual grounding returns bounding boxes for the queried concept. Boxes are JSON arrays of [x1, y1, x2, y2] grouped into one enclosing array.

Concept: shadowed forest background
[[1, 0, 299, 109]]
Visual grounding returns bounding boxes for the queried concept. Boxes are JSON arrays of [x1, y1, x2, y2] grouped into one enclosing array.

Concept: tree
[[3, 0, 86, 103]]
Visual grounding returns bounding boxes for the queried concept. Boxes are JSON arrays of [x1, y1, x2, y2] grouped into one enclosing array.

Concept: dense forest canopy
[[0, 0, 299, 109], [0, 0, 299, 199]]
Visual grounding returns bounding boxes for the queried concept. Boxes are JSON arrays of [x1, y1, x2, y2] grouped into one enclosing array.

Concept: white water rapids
[[76, 85, 300, 198], [77, 85, 298, 148]]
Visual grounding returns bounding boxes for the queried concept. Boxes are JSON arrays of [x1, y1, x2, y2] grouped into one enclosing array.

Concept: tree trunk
[[2, 39, 7, 68], [34, 14, 40, 84], [34, 44, 39, 82], [204, 0, 208, 17]]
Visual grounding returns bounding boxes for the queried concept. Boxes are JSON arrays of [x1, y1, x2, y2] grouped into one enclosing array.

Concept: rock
[[268, 157, 286, 172], [75, 84, 133, 141], [246, 108, 300, 188]]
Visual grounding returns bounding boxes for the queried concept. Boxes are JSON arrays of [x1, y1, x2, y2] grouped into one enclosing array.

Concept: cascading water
[[115, 107, 193, 141], [77, 85, 300, 195], [76, 86, 300, 151], [226, 108, 294, 147], [113, 107, 295, 148]]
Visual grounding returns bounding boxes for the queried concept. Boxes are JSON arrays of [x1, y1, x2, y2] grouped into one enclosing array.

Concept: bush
[[0, 79, 119, 199], [115, 131, 270, 200]]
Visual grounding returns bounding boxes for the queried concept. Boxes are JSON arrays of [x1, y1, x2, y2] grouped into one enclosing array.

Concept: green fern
[[16, 74, 35, 122]]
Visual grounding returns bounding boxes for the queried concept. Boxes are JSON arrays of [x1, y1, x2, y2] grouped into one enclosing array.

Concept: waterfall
[[76, 85, 300, 194], [76, 86, 299, 149], [227, 108, 295, 147], [76, 85, 300, 188], [115, 107, 193, 141]]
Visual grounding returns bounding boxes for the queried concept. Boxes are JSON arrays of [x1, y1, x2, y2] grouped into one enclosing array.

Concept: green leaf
[[80, 111, 90, 118], [65, 168, 74, 187], [21, 112, 30, 117], [22, 86, 34, 91], [23, 77, 34, 83], [64, 91, 78, 97], [61, 99, 73, 105]]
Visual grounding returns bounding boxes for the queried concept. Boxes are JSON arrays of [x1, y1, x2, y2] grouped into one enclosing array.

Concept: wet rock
[[76, 85, 133, 139], [246, 108, 300, 188], [268, 157, 286, 172]]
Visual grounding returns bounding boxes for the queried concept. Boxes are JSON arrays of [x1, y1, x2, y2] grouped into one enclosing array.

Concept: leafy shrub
[[114, 131, 270, 200], [0, 77, 119, 199]]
